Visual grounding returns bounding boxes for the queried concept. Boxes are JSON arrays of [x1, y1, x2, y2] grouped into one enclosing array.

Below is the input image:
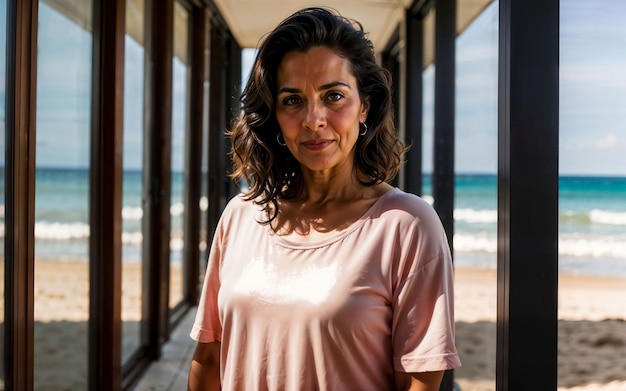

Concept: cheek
[[276, 113, 299, 135]]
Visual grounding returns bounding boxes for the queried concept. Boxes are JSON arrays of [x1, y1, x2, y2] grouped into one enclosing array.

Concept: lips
[[302, 139, 333, 151]]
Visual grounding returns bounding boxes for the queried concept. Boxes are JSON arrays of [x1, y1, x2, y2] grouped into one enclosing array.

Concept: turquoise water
[[2, 169, 625, 276], [424, 174, 626, 276], [0, 167, 186, 263]]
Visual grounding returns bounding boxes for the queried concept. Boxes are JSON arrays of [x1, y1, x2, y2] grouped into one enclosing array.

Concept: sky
[[1, 0, 625, 176]]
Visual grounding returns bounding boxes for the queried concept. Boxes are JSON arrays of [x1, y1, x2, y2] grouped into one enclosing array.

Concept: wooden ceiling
[[42, 0, 494, 65]]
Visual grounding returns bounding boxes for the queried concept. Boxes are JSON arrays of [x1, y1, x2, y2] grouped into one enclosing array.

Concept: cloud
[[563, 134, 622, 151], [561, 64, 626, 88], [456, 45, 497, 64], [595, 134, 618, 149]]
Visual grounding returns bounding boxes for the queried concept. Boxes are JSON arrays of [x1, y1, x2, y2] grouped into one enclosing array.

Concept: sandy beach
[[2, 261, 623, 389], [454, 267, 626, 391], [28, 260, 182, 389]]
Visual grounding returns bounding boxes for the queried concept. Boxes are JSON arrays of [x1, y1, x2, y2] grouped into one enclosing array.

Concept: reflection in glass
[[199, 23, 211, 286], [422, 8, 435, 203], [122, 0, 145, 364], [1, 0, 7, 384], [33, 2, 92, 389], [170, 1, 190, 310]]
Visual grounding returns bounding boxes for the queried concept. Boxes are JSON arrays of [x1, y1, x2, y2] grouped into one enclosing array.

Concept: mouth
[[302, 139, 333, 151]]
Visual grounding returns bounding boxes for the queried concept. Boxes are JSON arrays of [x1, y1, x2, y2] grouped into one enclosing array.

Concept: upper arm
[[394, 371, 444, 391]]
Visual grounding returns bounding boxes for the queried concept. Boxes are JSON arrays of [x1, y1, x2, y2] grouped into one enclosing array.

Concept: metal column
[[497, 0, 560, 389]]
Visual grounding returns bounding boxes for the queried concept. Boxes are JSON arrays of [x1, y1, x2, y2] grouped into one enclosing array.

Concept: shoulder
[[218, 194, 260, 229], [377, 188, 442, 227], [372, 188, 449, 248]]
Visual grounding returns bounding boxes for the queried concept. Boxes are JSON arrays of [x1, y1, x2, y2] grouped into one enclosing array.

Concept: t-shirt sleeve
[[190, 207, 227, 343], [391, 202, 461, 373]]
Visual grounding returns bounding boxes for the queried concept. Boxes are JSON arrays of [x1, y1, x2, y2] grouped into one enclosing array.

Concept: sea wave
[[171, 202, 184, 217], [589, 209, 626, 225], [453, 234, 497, 253], [454, 207, 626, 226], [122, 204, 185, 220], [454, 233, 626, 259], [454, 208, 497, 223], [558, 236, 626, 258], [122, 206, 143, 220], [35, 222, 90, 240], [28, 222, 187, 248]]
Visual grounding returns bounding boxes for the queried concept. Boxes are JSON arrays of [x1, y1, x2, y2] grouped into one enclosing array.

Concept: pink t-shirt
[[191, 188, 460, 390]]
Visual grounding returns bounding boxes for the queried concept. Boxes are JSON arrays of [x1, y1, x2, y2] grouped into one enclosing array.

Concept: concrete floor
[[131, 309, 196, 391]]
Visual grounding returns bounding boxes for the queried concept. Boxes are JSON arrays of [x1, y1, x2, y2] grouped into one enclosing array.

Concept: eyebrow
[[277, 81, 351, 94]]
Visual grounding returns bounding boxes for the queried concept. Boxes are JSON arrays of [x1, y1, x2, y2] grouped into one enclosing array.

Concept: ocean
[[0, 167, 187, 265], [2, 168, 625, 277], [424, 174, 626, 277]]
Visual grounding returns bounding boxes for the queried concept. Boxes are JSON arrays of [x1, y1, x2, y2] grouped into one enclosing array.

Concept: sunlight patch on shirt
[[232, 256, 339, 305]]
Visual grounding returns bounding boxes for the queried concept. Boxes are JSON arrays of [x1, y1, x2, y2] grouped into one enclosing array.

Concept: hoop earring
[[359, 122, 368, 136], [276, 133, 287, 146]]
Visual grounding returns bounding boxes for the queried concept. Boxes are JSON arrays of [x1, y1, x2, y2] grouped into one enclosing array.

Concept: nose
[[302, 101, 327, 131]]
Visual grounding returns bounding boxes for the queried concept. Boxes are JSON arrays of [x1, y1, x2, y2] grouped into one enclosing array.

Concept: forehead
[[277, 46, 356, 87]]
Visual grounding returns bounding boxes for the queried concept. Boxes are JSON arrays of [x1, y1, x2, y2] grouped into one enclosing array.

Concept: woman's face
[[275, 46, 369, 178]]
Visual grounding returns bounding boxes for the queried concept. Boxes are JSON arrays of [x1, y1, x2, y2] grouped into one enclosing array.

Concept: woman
[[188, 7, 460, 391]]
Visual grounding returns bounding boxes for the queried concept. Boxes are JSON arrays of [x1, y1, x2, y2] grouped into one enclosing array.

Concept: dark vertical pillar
[[404, 9, 424, 196], [143, 0, 174, 359], [207, 26, 225, 241], [433, 0, 456, 390], [4, 1, 38, 389], [185, 6, 208, 307], [380, 31, 401, 188], [497, 0, 559, 390], [88, 0, 125, 388], [432, 0, 456, 250]]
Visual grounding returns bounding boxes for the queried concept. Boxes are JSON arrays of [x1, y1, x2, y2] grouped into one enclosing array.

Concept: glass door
[[33, 1, 93, 388], [122, 0, 146, 365], [169, 1, 191, 310]]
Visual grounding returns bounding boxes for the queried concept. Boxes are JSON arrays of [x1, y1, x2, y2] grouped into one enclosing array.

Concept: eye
[[282, 96, 302, 106], [325, 92, 344, 102]]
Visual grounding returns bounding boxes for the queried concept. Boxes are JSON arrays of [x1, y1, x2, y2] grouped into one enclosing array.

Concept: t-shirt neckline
[[265, 187, 399, 250]]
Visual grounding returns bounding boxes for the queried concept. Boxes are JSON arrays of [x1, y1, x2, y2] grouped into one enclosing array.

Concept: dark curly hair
[[228, 7, 407, 222]]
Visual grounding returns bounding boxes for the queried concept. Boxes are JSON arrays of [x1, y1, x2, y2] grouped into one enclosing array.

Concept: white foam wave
[[170, 237, 184, 251], [16, 222, 144, 246], [122, 206, 143, 220], [0, 204, 4, 218], [454, 234, 497, 253], [199, 196, 208, 211], [454, 233, 626, 259], [589, 209, 626, 226], [122, 204, 191, 220], [454, 208, 497, 223], [122, 231, 143, 245], [453, 208, 626, 226], [170, 202, 184, 216], [559, 236, 626, 258], [35, 222, 90, 240]]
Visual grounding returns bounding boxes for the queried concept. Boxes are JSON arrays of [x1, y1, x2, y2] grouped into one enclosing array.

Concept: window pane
[[422, 9, 435, 202], [0, 0, 7, 385], [199, 23, 211, 286], [122, 0, 145, 364], [559, 0, 626, 388], [170, 1, 190, 310], [452, 2, 499, 390], [34, 1, 92, 389]]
